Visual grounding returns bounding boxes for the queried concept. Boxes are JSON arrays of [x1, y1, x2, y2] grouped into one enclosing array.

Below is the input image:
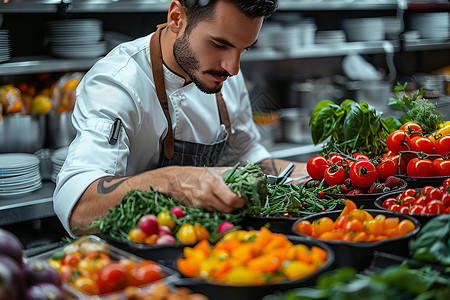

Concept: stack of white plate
[[315, 30, 346, 44], [342, 18, 385, 42], [0, 30, 11, 63], [410, 12, 449, 40], [51, 146, 68, 183], [0, 153, 42, 197], [46, 19, 106, 58]]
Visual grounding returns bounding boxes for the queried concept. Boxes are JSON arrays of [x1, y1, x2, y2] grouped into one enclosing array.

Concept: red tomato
[[434, 135, 450, 158], [444, 178, 450, 190], [409, 136, 435, 155], [400, 206, 410, 213], [410, 205, 424, 214], [324, 166, 346, 186], [389, 204, 402, 212], [376, 157, 396, 180], [387, 130, 411, 154], [399, 122, 423, 138], [433, 158, 450, 176], [353, 153, 369, 160], [130, 262, 162, 286], [425, 200, 446, 214], [426, 188, 444, 202], [306, 155, 329, 180], [349, 160, 377, 188], [414, 195, 428, 206], [382, 198, 397, 209], [406, 158, 434, 177], [401, 196, 416, 206], [390, 154, 406, 175], [441, 193, 450, 207], [420, 185, 435, 196], [97, 263, 128, 294], [401, 188, 416, 198], [328, 153, 345, 164]]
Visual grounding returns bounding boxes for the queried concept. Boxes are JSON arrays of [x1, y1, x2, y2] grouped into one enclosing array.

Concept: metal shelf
[[0, 181, 55, 226]]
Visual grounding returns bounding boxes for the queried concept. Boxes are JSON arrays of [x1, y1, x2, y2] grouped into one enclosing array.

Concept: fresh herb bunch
[[387, 82, 444, 134], [90, 189, 246, 242], [249, 183, 342, 217], [223, 162, 268, 208], [310, 99, 390, 157]]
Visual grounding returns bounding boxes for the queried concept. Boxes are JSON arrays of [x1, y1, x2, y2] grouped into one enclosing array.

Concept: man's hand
[[162, 166, 245, 213]]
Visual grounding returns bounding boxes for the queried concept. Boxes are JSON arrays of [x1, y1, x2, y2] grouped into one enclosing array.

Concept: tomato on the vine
[[434, 135, 450, 158], [433, 158, 450, 176], [306, 155, 329, 180], [323, 166, 346, 186], [390, 154, 406, 174], [387, 130, 411, 154], [406, 158, 434, 177], [376, 157, 396, 180], [399, 121, 423, 138], [353, 153, 369, 160], [328, 153, 345, 164], [349, 160, 377, 188], [409, 136, 435, 155]]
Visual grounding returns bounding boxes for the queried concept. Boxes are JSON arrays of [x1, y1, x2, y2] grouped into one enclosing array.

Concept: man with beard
[[54, 0, 308, 236]]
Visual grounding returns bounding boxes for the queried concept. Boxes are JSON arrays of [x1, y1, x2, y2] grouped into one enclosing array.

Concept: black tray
[[291, 210, 421, 271], [171, 235, 335, 300], [395, 174, 448, 189]]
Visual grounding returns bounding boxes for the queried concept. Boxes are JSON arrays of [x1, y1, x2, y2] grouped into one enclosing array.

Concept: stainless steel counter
[[0, 181, 55, 226]]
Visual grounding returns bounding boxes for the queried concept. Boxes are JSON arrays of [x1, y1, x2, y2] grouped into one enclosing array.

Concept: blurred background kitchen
[[0, 0, 449, 252]]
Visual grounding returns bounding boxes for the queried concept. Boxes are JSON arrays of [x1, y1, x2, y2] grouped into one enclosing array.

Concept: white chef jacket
[[53, 33, 271, 235]]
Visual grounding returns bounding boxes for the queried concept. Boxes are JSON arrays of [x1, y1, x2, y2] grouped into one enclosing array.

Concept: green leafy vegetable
[[90, 189, 246, 242], [388, 82, 444, 134], [309, 99, 389, 157]]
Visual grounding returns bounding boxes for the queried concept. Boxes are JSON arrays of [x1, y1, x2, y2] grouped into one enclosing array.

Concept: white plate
[[0, 153, 40, 169], [0, 181, 42, 197]]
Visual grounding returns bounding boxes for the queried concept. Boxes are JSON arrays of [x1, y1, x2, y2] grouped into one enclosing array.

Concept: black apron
[[149, 23, 234, 167]]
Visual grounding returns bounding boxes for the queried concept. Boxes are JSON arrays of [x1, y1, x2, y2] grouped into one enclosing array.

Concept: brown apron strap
[[150, 23, 175, 159], [150, 23, 234, 159], [216, 92, 234, 144]]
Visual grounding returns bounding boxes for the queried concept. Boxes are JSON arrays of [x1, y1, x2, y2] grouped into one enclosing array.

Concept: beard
[[173, 33, 228, 94]]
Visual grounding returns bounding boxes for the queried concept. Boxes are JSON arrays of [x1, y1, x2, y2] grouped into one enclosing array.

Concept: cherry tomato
[[426, 188, 444, 202], [399, 206, 410, 213], [382, 198, 397, 209], [63, 252, 82, 267], [401, 188, 416, 198], [414, 195, 428, 206], [425, 200, 446, 214], [409, 136, 434, 155], [410, 205, 424, 214], [281, 212, 292, 217], [399, 121, 423, 138], [156, 210, 176, 229], [389, 204, 402, 212], [306, 155, 329, 180], [433, 158, 450, 176], [406, 158, 434, 177], [442, 192, 450, 207], [434, 135, 450, 157], [177, 224, 196, 244], [72, 276, 100, 295], [444, 178, 450, 190], [130, 262, 162, 286], [349, 160, 377, 188], [376, 157, 396, 180], [170, 206, 185, 218], [387, 130, 411, 154], [324, 166, 346, 186], [97, 263, 128, 294], [401, 196, 416, 206], [328, 153, 346, 164], [420, 185, 435, 196]]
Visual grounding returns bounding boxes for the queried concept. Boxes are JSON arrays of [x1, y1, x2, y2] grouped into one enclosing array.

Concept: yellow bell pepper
[[429, 123, 450, 142]]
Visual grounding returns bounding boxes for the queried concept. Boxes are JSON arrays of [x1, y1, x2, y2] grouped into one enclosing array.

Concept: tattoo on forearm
[[259, 158, 278, 175], [97, 176, 128, 194]]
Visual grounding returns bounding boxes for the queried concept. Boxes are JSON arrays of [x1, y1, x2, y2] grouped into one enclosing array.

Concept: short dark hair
[[179, 0, 278, 34]]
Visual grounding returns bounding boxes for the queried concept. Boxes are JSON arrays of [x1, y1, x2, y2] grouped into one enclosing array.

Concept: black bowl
[[291, 210, 420, 271], [374, 192, 440, 227], [172, 235, 335, 300], [395, 174, 448, 189], [324, 178, 408, 209]]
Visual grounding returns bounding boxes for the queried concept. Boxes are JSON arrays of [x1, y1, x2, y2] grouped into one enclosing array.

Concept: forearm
[[69, 166, 239, 235]]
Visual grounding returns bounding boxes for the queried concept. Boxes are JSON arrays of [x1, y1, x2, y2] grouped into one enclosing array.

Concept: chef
[[53, 0, 308, 236]]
